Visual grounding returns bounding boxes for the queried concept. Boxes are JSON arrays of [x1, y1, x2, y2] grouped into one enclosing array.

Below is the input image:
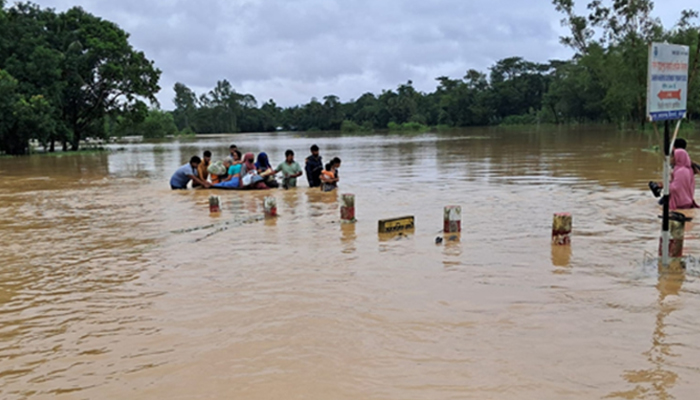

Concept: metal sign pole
[[661, 120, 671, 266], [647, 42, 689, 266]]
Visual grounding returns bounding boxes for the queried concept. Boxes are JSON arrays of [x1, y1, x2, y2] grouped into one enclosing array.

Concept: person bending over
[[193, 150, 212, 188], [170, 156, 211, 189]]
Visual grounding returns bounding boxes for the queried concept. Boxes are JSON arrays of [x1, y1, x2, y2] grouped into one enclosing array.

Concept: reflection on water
[[551, 245, 572, 269], [340, 223, 357, 254], [607, 263, 686, 400], [1, 127, 700, 399], [442, 233, 462, 268]]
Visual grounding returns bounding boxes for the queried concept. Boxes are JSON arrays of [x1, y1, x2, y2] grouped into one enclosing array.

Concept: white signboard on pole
[[647, 43, 689, 121]]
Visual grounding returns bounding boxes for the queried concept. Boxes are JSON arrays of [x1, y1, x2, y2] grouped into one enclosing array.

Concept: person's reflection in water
[[305, 189, 323, 217], [340, 223, 357, 254], [305, 189, 337, 219], [608, 261, 685, 399], [282, 188, 300, 213], [320, 189, 338, 205]]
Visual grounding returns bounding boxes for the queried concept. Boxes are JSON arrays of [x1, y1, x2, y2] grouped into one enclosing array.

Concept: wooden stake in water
[[341, 193, 355, 223], [552, 213, 572, 245], [209, 195, 221, 213]]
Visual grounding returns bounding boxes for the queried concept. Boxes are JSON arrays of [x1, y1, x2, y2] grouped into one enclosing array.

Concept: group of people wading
[[649, 138, 700, 210], [170, 144, 342, 192]]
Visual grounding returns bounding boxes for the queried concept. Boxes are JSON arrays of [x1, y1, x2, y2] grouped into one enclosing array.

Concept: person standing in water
[[320, 157, 341, 192], [305, 145, 323, 188], [256, 152, 279, 188], [649, 138, 700, 197], [170, 156, 211, 190], [227, 144, 242, 164], [193, 150, 212, 188], [670, 138, 700, 174], [274, 149, 303, 189], [668, 149, 699, 210]]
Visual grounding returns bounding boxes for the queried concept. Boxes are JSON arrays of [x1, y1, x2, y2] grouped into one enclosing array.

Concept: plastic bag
[[208, 160, 227, 176]]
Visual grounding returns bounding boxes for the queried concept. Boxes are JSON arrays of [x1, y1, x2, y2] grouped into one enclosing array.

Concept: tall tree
[[56, 6, 161, 150], [173, 82, 197, 131]]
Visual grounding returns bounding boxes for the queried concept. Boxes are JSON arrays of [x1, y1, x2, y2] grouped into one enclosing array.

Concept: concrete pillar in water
[[444, 206, 461, 233], [209, 195, 221, 213], [263, 196, 277, 217], [341, 193, 355, 222], [552, 213, 572, 245], [659, 219, 684, 258]]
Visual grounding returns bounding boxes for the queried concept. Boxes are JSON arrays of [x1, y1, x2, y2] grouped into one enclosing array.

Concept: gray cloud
[[31, 0, 695, 108]]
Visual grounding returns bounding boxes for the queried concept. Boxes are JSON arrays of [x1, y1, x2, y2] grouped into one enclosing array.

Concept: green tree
[[0, 70, 55, 154], [173, 82, 197, 131], [56, 6, 161, 150], [0, 2, 161, 153]]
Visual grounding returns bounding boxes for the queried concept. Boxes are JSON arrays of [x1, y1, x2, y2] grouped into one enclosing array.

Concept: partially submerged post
[[552, 213, 572, 246], [263, 196, 277, 217], [647, 42, 690, 266], [209, 195, 221, 213], [341, 193, 356, 223], [444, 206, 461, 233], [378, 216, 415, 234], [659, 218, 685, 259]]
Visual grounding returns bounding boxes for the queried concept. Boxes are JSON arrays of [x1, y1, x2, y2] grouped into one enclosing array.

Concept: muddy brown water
[[1, 127, 700, 399]]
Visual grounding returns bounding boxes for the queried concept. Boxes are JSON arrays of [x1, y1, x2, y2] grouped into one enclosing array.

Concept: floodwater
[[1, 127, 699, 400]]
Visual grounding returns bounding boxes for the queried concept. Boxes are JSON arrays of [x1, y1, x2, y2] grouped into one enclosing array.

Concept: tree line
[[1, 0, 699, 155], [173, 1, 700, 133]]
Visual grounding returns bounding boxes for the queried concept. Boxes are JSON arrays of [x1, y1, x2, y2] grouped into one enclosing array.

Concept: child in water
[[320, 157, 341, 192]]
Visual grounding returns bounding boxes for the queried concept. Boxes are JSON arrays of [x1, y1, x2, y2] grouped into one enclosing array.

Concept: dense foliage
[[1, 0, 699, 154], [0, 1, 160, 154]]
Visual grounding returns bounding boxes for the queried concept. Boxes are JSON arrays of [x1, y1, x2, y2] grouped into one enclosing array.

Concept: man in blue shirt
[[170, 156, 211, 189]]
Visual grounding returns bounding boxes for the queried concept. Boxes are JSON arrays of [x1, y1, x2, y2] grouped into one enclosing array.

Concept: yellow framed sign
[[378, 216, 415, 233]]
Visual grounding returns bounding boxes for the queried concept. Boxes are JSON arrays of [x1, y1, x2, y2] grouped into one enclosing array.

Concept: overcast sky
[[30, 0, 695, 109]]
